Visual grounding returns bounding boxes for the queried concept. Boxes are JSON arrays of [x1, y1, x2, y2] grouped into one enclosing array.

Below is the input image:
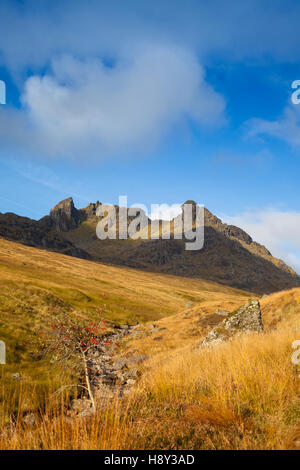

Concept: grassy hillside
[[0, 237, 250, 413], [0, 237, 250, 362], [1, 288, 299, 450], [0, 238, 299, 450]]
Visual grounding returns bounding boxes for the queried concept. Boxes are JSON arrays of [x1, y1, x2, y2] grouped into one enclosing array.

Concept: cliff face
[[0, 197, 299, 294], [49, 197, 81, 232]]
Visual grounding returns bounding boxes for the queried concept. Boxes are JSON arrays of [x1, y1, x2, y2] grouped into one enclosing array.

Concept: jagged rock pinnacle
[[50, 197, 80, 232]]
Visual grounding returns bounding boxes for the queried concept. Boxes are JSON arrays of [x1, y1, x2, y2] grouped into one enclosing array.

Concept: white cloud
[[149, 203, 182, 221], [221, 208, 300, 273], [247, 104, 300, 148], [0, 47, 225, 158]]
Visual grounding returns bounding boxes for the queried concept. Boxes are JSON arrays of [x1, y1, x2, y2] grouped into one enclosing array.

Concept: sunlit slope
[[260, 287, 300, 329], [119, 287, 300, 362], [0, 237, 250, 363]]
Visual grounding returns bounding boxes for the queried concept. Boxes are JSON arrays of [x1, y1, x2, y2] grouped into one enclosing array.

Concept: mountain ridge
[[0, 197, 299, 294]]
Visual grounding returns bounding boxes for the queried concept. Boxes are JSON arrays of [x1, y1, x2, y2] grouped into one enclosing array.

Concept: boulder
[[201, 299, 263, 347]]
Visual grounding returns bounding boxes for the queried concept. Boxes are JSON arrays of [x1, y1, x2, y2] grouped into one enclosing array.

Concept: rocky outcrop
[[0, 211, 89, 260], [127, 239, 183, 266], [49, 197, 80, 232], [201, 299, 264, 347]]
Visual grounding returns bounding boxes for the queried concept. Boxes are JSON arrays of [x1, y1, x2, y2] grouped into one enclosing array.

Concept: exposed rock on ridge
[[49, 197, 80, 232], [0, 206, 89, 260]]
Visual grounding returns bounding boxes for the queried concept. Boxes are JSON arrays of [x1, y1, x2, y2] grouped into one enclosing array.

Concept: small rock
[[150, 327, 160, 333], [215, 309, 229, 316], [112, 358, 128, 370], [127, 354, 149, 366], [125, 368, 140, 379], [130, 331, 143, 338], [114, 372, 127, 384], [23, 413, 36, 426], [101, 355, 112, 361], [126, 379, 136, 386], [186, 302, 193, 308], [71, 398, 93, 415], [11, 373, 22, 381], [94, 384, 115, 401]]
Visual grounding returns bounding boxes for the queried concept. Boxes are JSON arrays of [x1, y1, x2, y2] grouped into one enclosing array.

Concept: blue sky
[[1, 0, 300, 271]]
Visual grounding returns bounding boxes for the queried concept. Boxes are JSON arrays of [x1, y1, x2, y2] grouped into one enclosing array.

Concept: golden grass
[[261, 288, 300, 328], [0, 238, 299, 450], [0, 237, 250, 364], [0, 325, 299, 450], [0, 392, 135, 450]]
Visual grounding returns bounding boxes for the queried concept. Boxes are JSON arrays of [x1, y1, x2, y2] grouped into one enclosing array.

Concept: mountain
[[0, 197, 299, 294], [0, 206, 89, 260]]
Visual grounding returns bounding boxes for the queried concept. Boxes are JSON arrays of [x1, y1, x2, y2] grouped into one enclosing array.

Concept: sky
[[1, 0, 300, 271]]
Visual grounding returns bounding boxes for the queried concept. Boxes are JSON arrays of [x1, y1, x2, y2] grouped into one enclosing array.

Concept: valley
[[0, 237, 299, 450]]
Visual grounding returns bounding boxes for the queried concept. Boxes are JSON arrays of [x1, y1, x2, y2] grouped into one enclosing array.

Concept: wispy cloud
[[9, 160, 92, 205], [246, 104, 300, 148]]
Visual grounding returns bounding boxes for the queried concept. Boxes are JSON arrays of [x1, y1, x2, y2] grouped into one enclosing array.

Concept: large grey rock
[[202, 299, 263, 347]]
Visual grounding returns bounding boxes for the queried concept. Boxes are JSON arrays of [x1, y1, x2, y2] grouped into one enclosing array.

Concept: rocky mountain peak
[[50, 197, 80, 232], [182, 200, 197, 207]]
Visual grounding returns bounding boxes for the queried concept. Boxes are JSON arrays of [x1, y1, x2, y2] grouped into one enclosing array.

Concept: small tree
[[38, 315, 111, 410]]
